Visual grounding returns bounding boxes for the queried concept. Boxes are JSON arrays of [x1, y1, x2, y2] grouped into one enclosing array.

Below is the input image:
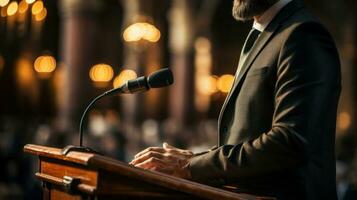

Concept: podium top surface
[[24, 144, 274, 200], [24, 144, 98, 165]]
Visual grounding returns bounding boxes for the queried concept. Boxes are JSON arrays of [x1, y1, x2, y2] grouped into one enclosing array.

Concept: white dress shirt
[[253, 0, 292, 32], [235, 0, 292, 78]]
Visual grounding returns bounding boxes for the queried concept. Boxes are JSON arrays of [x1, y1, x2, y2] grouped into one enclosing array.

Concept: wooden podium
[[24, 144, 274, 200]]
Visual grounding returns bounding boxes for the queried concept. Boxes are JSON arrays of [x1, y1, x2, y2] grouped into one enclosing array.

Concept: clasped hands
[[129, 142, 193, 179]]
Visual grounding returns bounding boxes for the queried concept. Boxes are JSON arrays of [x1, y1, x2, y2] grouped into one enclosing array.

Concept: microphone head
[[147, 68, 174, 88]]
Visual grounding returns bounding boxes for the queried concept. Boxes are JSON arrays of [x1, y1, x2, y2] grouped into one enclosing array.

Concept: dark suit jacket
[[189, 1, 341, 199]]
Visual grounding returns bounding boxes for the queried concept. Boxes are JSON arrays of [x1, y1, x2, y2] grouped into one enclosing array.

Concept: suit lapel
[[217, 0, 304, 145]]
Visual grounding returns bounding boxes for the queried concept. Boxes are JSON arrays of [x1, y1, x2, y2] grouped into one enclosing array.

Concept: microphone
[[61, 68, 174, 155], [104, 68, 174, 95]]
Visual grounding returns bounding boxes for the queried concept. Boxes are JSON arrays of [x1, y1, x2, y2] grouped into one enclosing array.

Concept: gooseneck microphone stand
[[61, 68, 173, 155], [62, 93, 107, 155], [61, 83, 129, 155], [61, 93, 108, 155]]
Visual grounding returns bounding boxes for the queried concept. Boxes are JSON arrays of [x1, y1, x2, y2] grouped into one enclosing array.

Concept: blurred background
[[0, 0, 356, 199]]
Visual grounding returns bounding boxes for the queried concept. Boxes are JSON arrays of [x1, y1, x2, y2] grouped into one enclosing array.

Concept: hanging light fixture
[[113, 69, 137, 88], [123, 22, 161, 43], [34, 55, 57, 78], [34, 7, 46, 21], [0, 0, 9, 7], [217, 74, 234, 93], [6, 1, 18, 16], [89, 63, 114, 88], [31, 0, 43, 15]]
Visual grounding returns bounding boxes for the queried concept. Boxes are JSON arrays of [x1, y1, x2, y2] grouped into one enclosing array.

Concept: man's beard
[[232, 0, 279, 22]]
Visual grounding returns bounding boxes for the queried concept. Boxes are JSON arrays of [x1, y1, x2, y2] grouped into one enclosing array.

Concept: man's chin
[[232, 14, 253, 22], [232, 0, 253, 21], [232, 8, 254, 22], [232, 0, 277, 22]]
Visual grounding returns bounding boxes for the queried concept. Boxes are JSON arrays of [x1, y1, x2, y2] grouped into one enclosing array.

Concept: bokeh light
[[16, 57, 39, 100], [113, 69, 137, 88], [217, 74, 234, 93], [34, 7, 46, 21], [25, 0, 35, 4], [31, 0, 43, 15], [142, 23, 161, 42], [89, 64, 114, 84], [34, 55, 57, 75], [123, 22, 161, 43], [18, 0, 28, 14], [197, 75, 218, 95], [17, 58, 34, 84], [337, 111, 351, 131], [0, 0, 9, 7], [7, 1, 18, 16]]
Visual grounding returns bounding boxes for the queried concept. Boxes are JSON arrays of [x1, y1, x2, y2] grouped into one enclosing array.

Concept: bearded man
[[130, 0, 341, 199]]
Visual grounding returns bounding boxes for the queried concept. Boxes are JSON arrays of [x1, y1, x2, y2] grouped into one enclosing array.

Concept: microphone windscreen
[[147, 68, 174, 88]]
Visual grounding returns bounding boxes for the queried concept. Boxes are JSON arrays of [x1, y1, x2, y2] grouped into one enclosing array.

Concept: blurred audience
[[1, 112, 356, 199]]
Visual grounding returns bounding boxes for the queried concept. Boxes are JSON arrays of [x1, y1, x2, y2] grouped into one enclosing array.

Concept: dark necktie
[[235, 28, 261, 78], [242, 28, 261, 55]]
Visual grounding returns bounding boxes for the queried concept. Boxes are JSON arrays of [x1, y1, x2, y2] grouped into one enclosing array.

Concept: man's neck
[[253, 16, 261, 22], [253, 0, 292, 32]]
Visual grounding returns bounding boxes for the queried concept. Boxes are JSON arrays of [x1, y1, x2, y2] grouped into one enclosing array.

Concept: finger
[[149, 165, 175, 175], [131, 151, 165, 165], [134, 147, 166, 159], [134, 157, 175, 169], [134, 147, 183, 160], [132, 151, 182, 166]]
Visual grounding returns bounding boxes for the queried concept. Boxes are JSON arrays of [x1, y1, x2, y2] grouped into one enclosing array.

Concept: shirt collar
[[253, 0, 292, 32]]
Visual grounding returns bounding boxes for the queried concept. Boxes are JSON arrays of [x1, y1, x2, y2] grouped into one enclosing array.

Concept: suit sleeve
[[189, 22, 341, 183]]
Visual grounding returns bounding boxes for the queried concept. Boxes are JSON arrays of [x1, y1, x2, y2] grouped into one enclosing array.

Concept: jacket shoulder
[[279, 8, 332, 39]]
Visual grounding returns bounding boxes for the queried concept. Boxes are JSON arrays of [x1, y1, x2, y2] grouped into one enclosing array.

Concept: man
[[130, 0, 341, 199]]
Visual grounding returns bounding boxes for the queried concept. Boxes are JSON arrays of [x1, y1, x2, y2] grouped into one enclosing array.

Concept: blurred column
[[121, 0, 165, 124], [145, 43, 163, 118], [121, 0, 143, 126], [168, 0, 195, 127], [57, 0, 104, 132]]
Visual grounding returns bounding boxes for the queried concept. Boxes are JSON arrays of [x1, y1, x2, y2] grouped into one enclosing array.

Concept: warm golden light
[[18, 0, 28, 14], [89, 64, 114, 84], [113, 69, 138, 88], [7, 1, 18, 16], [0, 0, 10, 7], [197, 76, 218, 95], [123, 23, 142, 42], [17, 58, 34, 83], [25, 0, 35, 4], [142, 23, 161, 42], [34, 55, 56, 74], [34, 7, 46, 21], [337, 112, 351, 131], [31, 0, 43, 15], [0, 0, 9, 7], [217, 74, 234, 93], [123, 23, 161, 43]]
